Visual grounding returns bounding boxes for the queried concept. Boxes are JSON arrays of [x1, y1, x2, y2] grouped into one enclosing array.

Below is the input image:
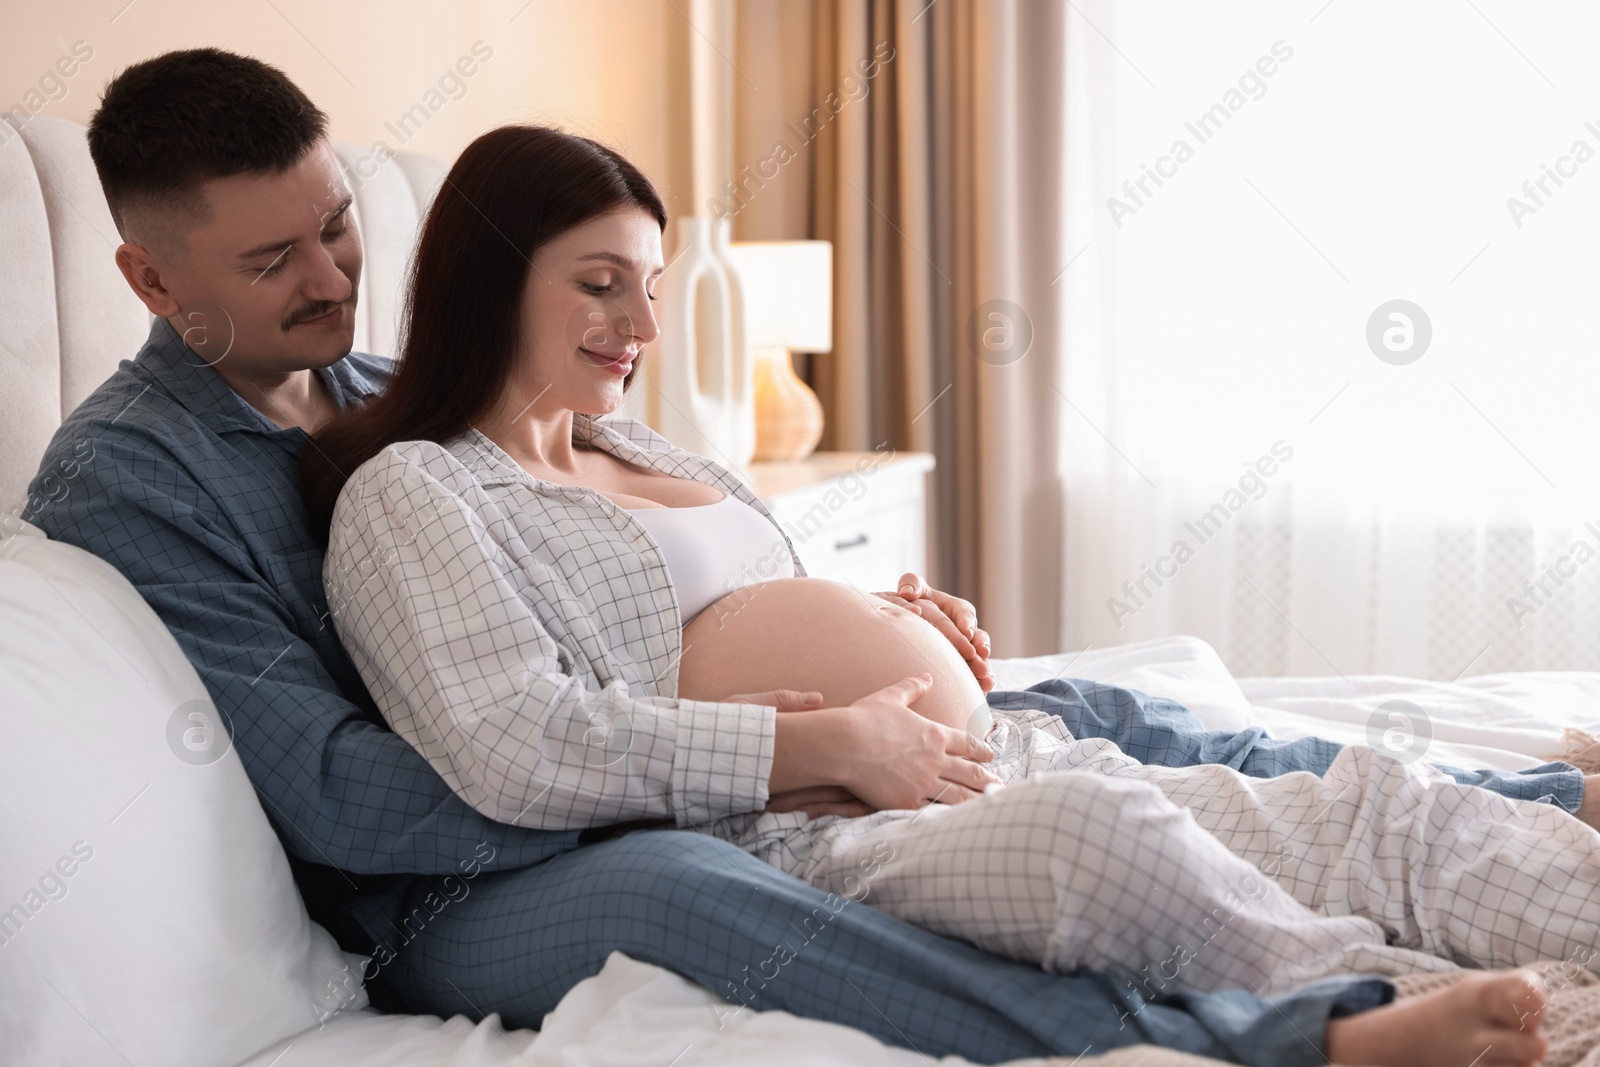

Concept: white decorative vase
[[630, 216, 756, 469], [710, 218, 758, 467]]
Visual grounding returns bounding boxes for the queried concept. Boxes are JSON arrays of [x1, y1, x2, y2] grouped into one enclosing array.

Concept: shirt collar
[[453, 417, 761, 519], [316, 349, 388, 413], [133, 316, 388, 437], [454, 416, 669, 488]]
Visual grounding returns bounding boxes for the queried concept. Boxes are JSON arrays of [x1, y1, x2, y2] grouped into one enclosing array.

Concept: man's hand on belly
[[877, 573, 994, 693], [764, 785, 875, 819], [722, 688, 826, 713]]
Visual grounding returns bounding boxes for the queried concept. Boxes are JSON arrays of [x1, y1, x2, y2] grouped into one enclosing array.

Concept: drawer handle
[[834, 532, 870, 551]]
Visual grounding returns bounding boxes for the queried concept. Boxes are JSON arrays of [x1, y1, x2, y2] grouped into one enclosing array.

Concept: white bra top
[[625, 492, 797, 624]]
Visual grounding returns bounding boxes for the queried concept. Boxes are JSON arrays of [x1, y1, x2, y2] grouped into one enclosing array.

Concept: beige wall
[[730, 0, 818, 242], [0, 0, 830, 241], [0, 0, 699, 218]]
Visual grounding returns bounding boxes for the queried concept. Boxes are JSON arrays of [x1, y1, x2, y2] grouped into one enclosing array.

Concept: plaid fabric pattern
[[22, 315, 1425, 1066], [1139, 743, 1600, 986], [713, 706, 1600, 1002]]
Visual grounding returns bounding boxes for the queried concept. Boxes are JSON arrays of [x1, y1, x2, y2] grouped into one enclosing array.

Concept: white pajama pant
[[705, 707, 1600, 997]]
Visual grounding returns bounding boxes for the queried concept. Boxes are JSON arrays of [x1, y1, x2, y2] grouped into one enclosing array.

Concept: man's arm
[[28, 424, 578, 876], [993, 676, 1586, 812]]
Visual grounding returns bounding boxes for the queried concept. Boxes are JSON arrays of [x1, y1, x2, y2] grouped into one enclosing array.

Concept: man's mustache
[[282, 300, 344, 330]]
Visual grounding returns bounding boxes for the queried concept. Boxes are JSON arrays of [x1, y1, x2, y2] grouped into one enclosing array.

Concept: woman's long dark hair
[[302, 124, 667, 539]]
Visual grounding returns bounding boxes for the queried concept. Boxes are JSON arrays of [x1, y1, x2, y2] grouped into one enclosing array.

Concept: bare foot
[[1324, 970, 1548, 1067]]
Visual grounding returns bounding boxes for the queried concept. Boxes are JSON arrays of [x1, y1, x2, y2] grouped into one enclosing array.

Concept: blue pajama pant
[[369, 678, 1583, 1066]]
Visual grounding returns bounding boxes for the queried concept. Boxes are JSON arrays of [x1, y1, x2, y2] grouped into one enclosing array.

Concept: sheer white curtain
[[1060, 0, 1600, 678]]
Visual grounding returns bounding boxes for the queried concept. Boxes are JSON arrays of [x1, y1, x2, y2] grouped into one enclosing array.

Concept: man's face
[[155, 140, 362, 375]]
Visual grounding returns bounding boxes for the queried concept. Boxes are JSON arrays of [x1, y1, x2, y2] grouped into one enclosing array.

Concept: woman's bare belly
[[676, 577, 992, 736]]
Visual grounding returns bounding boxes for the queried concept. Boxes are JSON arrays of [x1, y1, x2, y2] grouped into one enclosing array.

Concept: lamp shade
[[726, 240, 833, 353]]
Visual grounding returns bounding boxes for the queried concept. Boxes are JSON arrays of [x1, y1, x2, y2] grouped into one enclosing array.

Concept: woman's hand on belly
[[877, 572, 995, 693], [766, 673, 1001, 812]]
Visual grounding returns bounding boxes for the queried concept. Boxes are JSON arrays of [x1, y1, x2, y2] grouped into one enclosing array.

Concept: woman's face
[[517, 207, 664, 417]]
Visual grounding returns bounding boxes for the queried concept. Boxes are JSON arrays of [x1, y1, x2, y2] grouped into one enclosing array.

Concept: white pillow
[[0, 521, 360, 1067], [991, 635, 1255, 732]]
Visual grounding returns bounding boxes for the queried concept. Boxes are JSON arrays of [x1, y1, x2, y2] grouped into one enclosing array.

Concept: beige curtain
[[734, 0, 1070, 655]]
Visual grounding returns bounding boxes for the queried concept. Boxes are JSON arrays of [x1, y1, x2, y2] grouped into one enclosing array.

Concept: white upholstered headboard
[[0, 115, 444, 509]]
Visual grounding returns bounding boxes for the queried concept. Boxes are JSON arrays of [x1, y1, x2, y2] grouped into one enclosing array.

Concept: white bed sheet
[[992, 635, 1600, 772], [238, 952, 1043, 1067]]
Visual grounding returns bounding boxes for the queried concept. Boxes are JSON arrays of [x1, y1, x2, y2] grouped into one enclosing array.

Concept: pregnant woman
[[303, 124, 1577, 1067]]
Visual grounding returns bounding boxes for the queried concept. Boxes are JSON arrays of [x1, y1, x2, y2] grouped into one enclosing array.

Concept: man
[[23, 48, 1583, 1066]]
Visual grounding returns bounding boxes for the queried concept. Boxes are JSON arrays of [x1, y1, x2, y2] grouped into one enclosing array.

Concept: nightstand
[[745, 450, 936, 589]]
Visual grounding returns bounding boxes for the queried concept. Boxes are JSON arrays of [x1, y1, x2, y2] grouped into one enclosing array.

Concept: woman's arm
[[326, 446, 783, 831]]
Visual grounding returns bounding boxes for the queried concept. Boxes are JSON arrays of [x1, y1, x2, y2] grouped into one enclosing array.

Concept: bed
[[6, 114, 1600, 1067]]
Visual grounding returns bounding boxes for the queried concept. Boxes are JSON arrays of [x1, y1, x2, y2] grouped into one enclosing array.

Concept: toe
[[1482, 970, 1548, 1032]]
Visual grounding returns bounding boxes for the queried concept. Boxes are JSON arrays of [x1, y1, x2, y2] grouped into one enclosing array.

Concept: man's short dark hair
[[88, 48, 328, 244]]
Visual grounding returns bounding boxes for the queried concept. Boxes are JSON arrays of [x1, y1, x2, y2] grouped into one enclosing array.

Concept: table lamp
[[726, 240, 833, 462]]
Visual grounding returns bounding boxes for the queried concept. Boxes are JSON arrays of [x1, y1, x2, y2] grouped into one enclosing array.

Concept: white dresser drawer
[[782, 499, 924, 587], [749, 451, 934, 589]]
